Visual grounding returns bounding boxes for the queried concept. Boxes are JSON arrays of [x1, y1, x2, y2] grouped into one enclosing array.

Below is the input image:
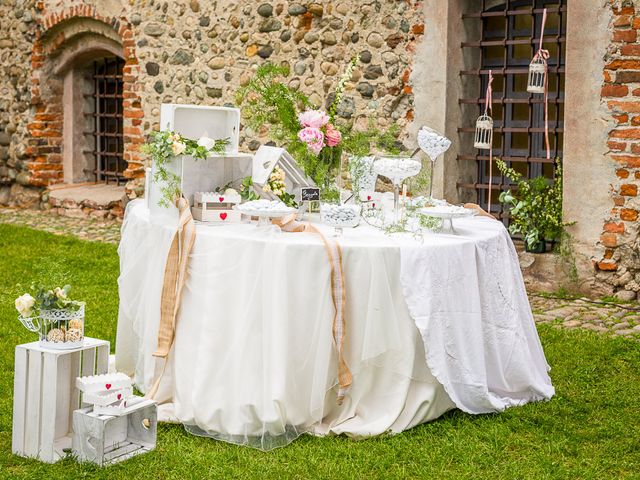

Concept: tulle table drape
[[116, 200, 553, 450]]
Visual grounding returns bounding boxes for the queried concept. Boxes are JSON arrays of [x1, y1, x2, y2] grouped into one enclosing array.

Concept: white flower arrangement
[[15, 293, 35, 318], [14, 284, 80, 320]]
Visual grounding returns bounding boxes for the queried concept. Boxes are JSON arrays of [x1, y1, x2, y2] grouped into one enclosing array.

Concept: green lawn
[[0, 224, 639, 479]]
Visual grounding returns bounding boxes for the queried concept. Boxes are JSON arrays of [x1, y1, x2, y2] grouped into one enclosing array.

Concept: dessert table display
[[114, 103, 554, 451], [116, 200, 554, 450]]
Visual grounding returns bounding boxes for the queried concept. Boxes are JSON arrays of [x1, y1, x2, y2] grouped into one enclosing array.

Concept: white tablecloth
[[116, 200, 553, 449]]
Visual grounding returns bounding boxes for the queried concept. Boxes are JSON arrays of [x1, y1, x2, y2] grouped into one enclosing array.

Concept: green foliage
[[32, 284, 80, 313], [239, 176, 260, 202], [497, 158, 570, 249], [236, 64, 310, 144], [141, 130, 230, 208]]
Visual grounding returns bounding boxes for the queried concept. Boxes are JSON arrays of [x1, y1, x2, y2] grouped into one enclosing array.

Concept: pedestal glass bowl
[[373, 156, 422, 223], [320, 203, 361, 236]]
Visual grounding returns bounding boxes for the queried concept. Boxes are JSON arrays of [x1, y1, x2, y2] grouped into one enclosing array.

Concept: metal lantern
[[527, 55, 547, 94], [474, 113, 493, 150]]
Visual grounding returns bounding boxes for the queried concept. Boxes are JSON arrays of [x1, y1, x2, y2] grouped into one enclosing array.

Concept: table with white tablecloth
[[115, 200, 554, 450]]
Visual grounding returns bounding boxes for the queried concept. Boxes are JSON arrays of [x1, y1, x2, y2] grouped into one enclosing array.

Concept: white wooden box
[[12, 337, 109, 463], [149, 104, 253, 222], [72, 399, 157, 466], [191, 191, 242, 223]]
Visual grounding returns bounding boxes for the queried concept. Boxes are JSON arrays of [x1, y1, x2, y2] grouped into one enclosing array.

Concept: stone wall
[[598, 0, 640, 299], [0, 0, 425, 205], [0, 0, 40, 206]]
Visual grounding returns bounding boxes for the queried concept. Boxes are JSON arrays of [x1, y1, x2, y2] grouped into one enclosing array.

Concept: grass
[[0, 223, 639, 479]]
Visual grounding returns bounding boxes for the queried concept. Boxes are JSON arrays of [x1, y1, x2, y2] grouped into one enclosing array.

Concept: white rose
[[224, 188, 238, 196], [15, 293, 35, 318], [54, 287, 67, 299], [171, 141, 186, 156], [197, 136, 216, 151]]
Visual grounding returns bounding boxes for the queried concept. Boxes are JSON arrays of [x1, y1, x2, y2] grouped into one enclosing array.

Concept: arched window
[[459, 0, 566, 221]]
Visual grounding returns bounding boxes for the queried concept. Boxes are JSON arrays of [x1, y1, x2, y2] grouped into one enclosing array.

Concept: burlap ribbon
[[147, 209, 352, 404], [147, 196, 196, 399], [273, 214, 352, 404]]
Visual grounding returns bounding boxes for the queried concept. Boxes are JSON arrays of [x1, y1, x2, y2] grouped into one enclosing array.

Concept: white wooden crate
[[12, 337, 109, 463], [72, 399, 157, 466], [149, 104, 253, 222]]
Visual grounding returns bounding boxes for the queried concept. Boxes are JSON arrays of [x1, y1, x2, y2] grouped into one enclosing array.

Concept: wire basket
[[19, 303, 86, 350]]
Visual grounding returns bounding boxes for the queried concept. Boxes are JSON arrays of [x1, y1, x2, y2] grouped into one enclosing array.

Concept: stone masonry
[[0, 0, 424, 205]]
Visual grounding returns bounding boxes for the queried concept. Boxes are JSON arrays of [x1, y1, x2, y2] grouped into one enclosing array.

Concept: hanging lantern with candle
[[474, 70, 495, 212], [527, 55, 547, 94], [473, 113, 493, 150], [474, 70, 493, 150], [527, 7, 551, 160]]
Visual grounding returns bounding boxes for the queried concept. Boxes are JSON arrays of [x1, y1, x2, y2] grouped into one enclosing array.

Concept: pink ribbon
[[486, 70, 494, 214], [533, 8, 551, 160]]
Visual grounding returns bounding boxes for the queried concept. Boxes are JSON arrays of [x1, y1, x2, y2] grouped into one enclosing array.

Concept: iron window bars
[[91, 57, 125, 184], [458, 0, 566, 222]]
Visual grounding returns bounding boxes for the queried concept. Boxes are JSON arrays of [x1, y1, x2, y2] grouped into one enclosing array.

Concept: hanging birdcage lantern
[[474, 113, 493, 150], [527, 55, 547, 94]]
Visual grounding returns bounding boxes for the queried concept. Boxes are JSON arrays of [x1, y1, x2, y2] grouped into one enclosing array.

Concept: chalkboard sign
[[301, 187, 320, 201]]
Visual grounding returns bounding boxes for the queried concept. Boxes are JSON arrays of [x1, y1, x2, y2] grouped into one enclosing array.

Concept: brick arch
[[28, 6, 144, 188]]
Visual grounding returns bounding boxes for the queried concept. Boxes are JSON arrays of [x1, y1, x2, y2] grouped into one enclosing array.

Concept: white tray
[[82, 387, 133, 406], [92, 396, 149, 416], [76, 372, 131, 393], [233, 205, 297, 218]]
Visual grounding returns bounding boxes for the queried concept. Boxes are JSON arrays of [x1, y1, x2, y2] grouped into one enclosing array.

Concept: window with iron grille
[[91, 57, 125, 184], [458, 0, 566, 222]]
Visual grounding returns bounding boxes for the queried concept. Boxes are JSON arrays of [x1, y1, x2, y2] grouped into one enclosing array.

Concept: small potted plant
[[497, 158, 568, 253], [15, 284, 85, 349]]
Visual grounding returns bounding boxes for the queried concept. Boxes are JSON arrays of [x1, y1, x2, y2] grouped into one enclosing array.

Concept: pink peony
[[325, 124, 342, 147], [298, 110, 329, 129], [298, 127, 325, 154]]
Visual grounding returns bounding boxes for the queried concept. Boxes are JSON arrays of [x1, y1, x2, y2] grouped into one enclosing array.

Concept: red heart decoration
[[372, 203, 376, 208], [367, 195, 372, 201], [220, 212, 228, 220], [117, 393, 122, 400], [219, 197, 224, 202], [105, 383, 111, 390]]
